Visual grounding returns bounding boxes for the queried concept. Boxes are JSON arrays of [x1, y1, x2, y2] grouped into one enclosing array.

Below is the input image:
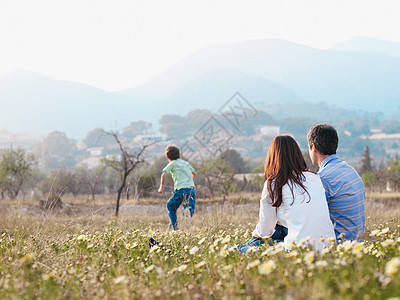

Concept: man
[[307, 124, 365, 240], [236, 124, 365, 253]]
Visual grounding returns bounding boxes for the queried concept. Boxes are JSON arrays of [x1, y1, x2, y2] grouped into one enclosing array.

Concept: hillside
[[1, 37, 400, 139], [120, 38, 400, 114], [332, 36, 400, 57], [143, 69, 305, 116], [0, 71, 136, 139]]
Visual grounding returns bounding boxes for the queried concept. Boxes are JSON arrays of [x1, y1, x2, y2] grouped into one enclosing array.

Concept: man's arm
[[158, 172, 167, 194]]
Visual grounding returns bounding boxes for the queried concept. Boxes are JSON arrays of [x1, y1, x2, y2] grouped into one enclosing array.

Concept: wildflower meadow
[[0, 197, 399, 299]]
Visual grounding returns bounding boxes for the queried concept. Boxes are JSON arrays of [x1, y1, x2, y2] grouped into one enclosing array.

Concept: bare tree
[[75, 165, 105, 202], [197, 151, 236, 202], [360, 145, 373, 175], [102, 131, 156, 216]]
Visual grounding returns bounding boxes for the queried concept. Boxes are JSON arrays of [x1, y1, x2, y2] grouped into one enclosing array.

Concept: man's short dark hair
[[307, 124, 338, 155], [165, 144, 180, 160]]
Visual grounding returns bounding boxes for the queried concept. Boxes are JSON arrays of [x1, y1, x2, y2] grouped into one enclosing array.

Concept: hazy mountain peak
[[332, 36, 400, 57], [120, 38, 320, 98], [0, 70, 109, 91], [0, 70, 131, 139], [0, 70, 56, 85], [2, 37, 400, 139]]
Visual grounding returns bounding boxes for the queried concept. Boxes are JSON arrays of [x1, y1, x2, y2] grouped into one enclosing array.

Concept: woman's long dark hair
[[264, 135, 310, 207]]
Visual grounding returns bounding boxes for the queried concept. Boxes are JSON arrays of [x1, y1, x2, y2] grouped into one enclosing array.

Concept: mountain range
[[1, 36, 399, 140]]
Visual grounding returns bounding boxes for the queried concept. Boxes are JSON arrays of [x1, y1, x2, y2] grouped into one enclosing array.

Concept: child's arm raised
[[158, 172, 167, 194]]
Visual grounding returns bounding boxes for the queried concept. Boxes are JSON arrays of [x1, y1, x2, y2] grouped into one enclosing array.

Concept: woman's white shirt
[[252, 171, 335, 251]]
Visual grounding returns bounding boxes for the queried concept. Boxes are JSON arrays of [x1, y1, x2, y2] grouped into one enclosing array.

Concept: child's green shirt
[[163, 158, 195, 190]]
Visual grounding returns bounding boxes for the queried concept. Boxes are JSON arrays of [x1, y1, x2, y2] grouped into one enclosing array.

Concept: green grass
[[0, 197, 399, 299]]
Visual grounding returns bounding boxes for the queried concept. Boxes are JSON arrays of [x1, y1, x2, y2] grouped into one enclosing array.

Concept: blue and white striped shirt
[[318, 154, 365, 240]]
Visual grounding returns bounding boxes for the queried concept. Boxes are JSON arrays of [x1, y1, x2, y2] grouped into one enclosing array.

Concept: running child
[[158, 144, 197, 230]]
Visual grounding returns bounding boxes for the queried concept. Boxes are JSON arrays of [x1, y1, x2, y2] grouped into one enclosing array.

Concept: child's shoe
[[148, 237, 158, 248]]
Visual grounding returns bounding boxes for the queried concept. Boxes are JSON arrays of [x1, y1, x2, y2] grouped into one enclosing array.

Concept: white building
[[259, 125, 280, 137], [133, 132, 167, 142]]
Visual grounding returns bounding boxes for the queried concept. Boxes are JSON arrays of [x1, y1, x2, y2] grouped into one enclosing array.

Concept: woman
[[238, 135, 335, 253]]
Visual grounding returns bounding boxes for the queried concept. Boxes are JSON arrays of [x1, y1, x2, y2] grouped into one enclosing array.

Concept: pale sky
[[1, 0, 399, 91]]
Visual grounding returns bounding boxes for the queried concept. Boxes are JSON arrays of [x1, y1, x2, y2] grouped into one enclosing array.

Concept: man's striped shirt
[[318, 154, 365, 240]]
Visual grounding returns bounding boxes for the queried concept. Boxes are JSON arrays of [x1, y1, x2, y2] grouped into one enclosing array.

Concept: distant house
[[77, 147, 105, 169], [259, 125, 280, 137], [0, 129, 38, 150], [78, 156, 103, 169], [368, 133, 400, 140], [87, 147, 104, 156], [133, 132, 167, 142]]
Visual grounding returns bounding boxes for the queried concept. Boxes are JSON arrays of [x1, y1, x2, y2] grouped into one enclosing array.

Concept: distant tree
[[381, 119, 400, 134], [250, 111, 277, 126], [83, 128, 115, 148], [197, 158, 217, 200], [340, 117, 371, 137], [159, 114, 181, 125], [102, 131, 157, 216], [360, 145, 373, 174], [123, 121, 152, 140], [185, 109, 213, 130], [159, 114, 190, 140], [361, 171, 380, 191], [38, 167, 80, 200], [103, 168, 120, 194], [75, 165, 105, 201], [127, 165, 157, 200], [235, 110, 277, 136], [219, 149, 248, 173], [280, 117, 319, 147], [150, 155, 169, 178], [251, 164, 265, 191], [351, 137, 369, 154], [386, 160, 400, 192], [197, 152, 237, 201], [355, 117, 371, 136], [23, 167, 47, 199], [147, 155, 173, 195], [137, 174, 156, 198], [375, 160, 387, 193], [38, 131, 77, 169], [281, 117, 319, 136], [0, 148, 36, 199]]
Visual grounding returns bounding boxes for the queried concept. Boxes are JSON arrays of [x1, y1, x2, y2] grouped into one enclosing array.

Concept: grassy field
[[0, 195, 399, 299]]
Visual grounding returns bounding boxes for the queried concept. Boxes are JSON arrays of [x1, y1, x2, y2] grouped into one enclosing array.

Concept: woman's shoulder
[[302, 171, 325, 192], [303, 171, 321, 181]]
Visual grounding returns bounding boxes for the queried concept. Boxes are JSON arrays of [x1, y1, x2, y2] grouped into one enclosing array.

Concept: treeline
[[16, 108, 399, 172], [359, 146, 400, 192], [1, 107, 399, 203], [1, 144, 399, 204], [0, 144, 259, 202]]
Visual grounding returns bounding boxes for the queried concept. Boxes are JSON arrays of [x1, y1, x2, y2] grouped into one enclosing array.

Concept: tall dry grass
[[1, 193, 399, 240]]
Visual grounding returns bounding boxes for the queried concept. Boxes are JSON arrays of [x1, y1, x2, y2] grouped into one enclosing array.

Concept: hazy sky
[[1, 0, 399, 91]]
